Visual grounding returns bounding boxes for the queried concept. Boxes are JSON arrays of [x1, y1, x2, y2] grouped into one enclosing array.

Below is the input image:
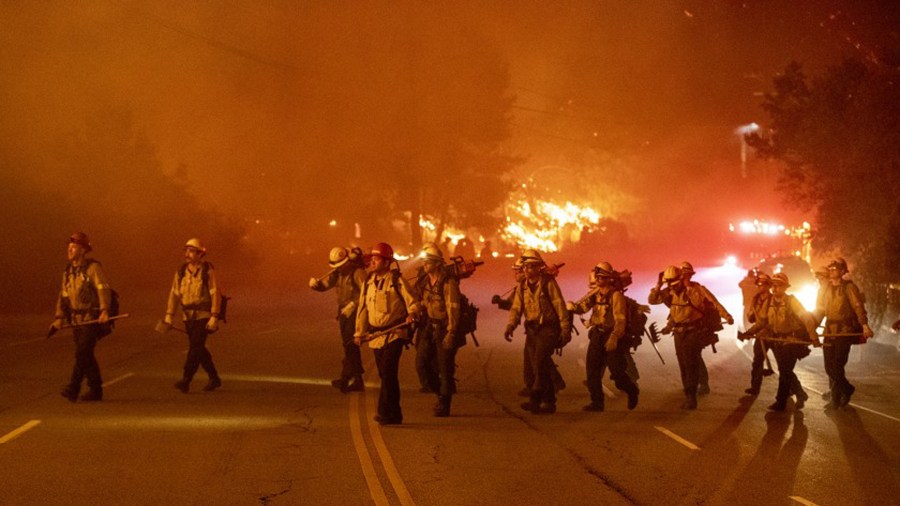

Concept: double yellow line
[[348, 390, 415, 506]]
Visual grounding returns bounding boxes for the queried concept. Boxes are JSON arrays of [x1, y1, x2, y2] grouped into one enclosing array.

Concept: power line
[[110, 0, 301, 73]]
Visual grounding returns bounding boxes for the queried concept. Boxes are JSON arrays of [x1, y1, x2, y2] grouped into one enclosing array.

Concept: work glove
[[163, 314, 173, 326], [491, 295, 501, 305], [565, 302, 576, 312], [308, 277, 320, 289], [98, 310, 110, 324], [206, 316, 219, 332], [340, 302, 357, 318], [862, 324, 874, 339]]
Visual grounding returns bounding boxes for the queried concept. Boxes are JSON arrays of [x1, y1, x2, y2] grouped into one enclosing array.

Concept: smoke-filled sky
[[1, 1, 897, 309]]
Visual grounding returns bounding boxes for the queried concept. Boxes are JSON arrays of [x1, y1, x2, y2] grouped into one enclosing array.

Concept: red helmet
[[369, 242, 394, 260], [69, 232, 92, 253]]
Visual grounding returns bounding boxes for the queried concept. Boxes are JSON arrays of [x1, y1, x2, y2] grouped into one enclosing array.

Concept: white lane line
[[734, 338, 900, 424], [0, 420, 41, 444], [102, 372, 135, 388], [789, 496, 821, 506], [349, 394, 389, 506], [803, 385, 900, 423], [365, 387, 416, 506], [8, 337, 46, 346], [655, 426, 700, 451]]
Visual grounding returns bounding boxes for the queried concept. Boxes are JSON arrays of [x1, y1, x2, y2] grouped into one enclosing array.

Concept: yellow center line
[[365, 384, 416, 506], [102, 372, 135, 388], [655, 426, 701, 450], [349, 393, 389, 506], [0, 420, 41, 444], [789, 496, 821, 506]]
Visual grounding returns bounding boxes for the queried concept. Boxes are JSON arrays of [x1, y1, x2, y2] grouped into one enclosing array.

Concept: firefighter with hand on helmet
[[310, 246, 368, 393], [649, 264, 732, 410]]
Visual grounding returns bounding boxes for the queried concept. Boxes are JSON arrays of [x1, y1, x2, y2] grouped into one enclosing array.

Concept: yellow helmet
[[662, 265, 682, 284], [771, 272, 790, 286], [520, 249, 545, 265], [594, 261, 616, 279], [421, 242, 443, 262]]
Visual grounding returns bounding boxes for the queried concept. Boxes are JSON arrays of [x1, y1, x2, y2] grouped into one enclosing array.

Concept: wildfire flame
[[502, 198, 602, 252]]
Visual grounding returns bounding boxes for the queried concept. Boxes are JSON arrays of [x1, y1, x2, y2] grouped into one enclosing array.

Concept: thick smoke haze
[[1, 1, 896, 311]]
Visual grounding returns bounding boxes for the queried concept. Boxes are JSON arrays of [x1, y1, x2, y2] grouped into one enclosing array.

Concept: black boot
[[433, 396, 451, 417], [174, 378, 190, 393], [203, 377, 222, 392], [61, 386, 79, 403], [627, 388, 639, 410], [344, 376, 364, 392], [681, 393, 698, 410], [79, 388, 103, 402], [768, 400, 787, 412]]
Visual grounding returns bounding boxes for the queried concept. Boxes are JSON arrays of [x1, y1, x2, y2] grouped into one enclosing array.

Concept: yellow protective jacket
[[507, 275, 570, 335], [166, 261, 221, 322], [356, 270, 419, 348], [55, 259, 111, 324]]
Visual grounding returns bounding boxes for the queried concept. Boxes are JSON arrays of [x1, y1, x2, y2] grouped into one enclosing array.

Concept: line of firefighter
[[50, 233, 223, 402], [52, 232, 875, 419]]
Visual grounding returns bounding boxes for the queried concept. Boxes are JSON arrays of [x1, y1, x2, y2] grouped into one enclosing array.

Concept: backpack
[[623, 295, 649, 349], [456, 293, 479, 347]]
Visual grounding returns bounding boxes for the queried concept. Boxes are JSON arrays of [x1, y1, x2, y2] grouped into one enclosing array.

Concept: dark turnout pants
[[415, 325, 438, 390], [417, 321, 457, 397], [338, 314, 364, 380], [183, 319, 219, 382], [586, 328, 638, 407], [68, 324, 103, 393], [374, 338, 405, 422], [673, 328, 705, 397], [823, 333, 856, 403], [772, 341, 807, 403], [525, 322, 559, 407]]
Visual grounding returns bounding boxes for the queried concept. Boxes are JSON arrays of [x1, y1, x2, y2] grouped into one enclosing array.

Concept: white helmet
[[328, 247, 350, 268], [184, 238, 206, 255]]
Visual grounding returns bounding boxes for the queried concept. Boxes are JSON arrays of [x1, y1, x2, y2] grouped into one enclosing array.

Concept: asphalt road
[[1, 282, 899, 506]]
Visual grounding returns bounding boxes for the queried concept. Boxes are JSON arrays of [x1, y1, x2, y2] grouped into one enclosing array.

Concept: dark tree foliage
[[747, 58, 900, 326]]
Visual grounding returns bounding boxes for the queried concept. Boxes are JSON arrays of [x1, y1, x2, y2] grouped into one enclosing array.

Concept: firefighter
[[310, 246, 367, 393], [680, 261, 728, 395], [354, 243, 419, 425], [815, 258, 873, 409], [739, 272, 774, 395], [504, 250, 571, 414], [493, 258, 566, 397], [165, 238, 223, 393], [649, 265, 733, 410], [743, 273, 819, 411], [50, 232, 112, 402], [568, 262, 639, 412], [413, 243, 460, 416]]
